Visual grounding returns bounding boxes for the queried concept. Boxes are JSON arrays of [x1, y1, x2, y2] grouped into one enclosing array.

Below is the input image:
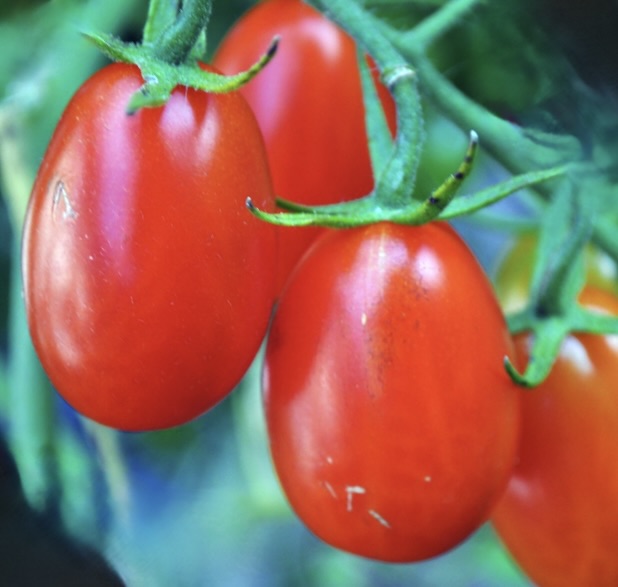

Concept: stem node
[[382, 64, 415, 91]]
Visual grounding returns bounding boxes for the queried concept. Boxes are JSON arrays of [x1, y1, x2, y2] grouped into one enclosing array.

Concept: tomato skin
[[22, 63, 277, 431], [213, 0, 396, 291], [264, 222, 520, 562], [491, 287, 618, 587]]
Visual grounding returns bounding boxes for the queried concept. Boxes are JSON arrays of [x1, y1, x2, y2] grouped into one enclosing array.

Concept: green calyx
[[248, 130, 479, 228], [247, 0, 573, 230], [85, 32, 278, 114], [247, 128, 570, 229], [83, 0, 278, 114], [503, 180, 618, 388]]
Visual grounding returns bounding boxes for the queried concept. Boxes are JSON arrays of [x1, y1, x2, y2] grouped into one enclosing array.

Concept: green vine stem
[[375, 4, 583, 172], [312, 0, 425, 205], [357, 51, 395, 181], [151, 0, 212, 63], [143, 0, 181, 46], [391, 44, 582, 173], [409, 0, 485, 49]]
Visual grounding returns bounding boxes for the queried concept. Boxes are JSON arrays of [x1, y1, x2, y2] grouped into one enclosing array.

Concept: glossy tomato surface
[[492, 287, 618, 587], [263, 222, 520, 562], [22, 63, 277, 431], [213, 0, 396, 290]]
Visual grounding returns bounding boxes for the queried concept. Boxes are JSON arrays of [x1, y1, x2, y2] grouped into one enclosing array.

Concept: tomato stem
[[151, 0, 212, 64], [310, 0, 425, 204], [381, 24, 583, 176], [142, 0, 179, 46], [357, 51, 394, 181], [411, 0, 485, 49]]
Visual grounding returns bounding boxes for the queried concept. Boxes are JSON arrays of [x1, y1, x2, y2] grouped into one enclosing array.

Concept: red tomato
[[22, 63, 277, 431], [263, 222, 520, 562], [492, 287, 618, 587], [213, 0, 396, 291]]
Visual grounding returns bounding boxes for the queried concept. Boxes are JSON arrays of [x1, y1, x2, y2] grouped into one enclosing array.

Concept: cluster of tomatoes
[[20, 0, 618, 585]]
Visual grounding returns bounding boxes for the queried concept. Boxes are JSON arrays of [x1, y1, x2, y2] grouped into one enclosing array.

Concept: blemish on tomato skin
[[368, 509, 391, 528], [322, 481, 337, 499], [51, 180, 78, 221], [345, 485, 366, 511]]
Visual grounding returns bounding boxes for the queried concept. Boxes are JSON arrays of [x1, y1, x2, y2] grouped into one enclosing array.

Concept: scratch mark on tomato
[[322, 481, 337, 499], [51, 180, 78, 221], [368, 509, 391, 528], [345, 485, 366, 512]]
